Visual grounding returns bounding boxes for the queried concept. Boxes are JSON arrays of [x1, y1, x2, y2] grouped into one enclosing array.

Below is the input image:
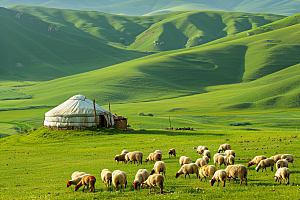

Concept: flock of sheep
[[66, 144, 294, 193]]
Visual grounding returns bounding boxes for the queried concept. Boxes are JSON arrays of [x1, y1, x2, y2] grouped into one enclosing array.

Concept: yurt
[[44, 95, 114, 129]]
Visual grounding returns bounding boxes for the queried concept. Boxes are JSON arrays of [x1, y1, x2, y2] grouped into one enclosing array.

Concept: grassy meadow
[[0, 127, 299, 199]]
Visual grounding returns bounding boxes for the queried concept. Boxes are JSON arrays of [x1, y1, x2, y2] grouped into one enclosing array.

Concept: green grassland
[[0, 127, 299, 199], [2, 0, 300, 16]]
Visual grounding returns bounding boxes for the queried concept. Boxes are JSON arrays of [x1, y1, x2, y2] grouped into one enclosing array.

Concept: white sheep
[[125, 151, 143, 165], [141, 174, 164, 194], [210, 170, 227, 187], [214, 154, 225, 168], [133, 169, 150, 189], [224, 155, 235, 166], [179, 156, 192, 166], [75, 175, 96, 193], [196, 146, 203, 153], [195, 158, 207, 167], [203, 156, 209, 164], [218, 144, 231, 153], [154, 150, 163, 155], [71, 171, 86, 180], [225, 164, 248, 186], [175, 163, 199, 179], [145, 153, 162, 163], [247, 155, 267, 167], [199, 165, 217, 182], [274, 167, 290, 185], [281, 154, 294, 167], [100, 169, 112, 187], [197, 146, 208, 154], [67, 172, 90, 187], [203, 150, 211, 160], [112, 170, 127, 192], [255, 158, 276, 172], [270, 154, 283, 162], [168, 148, 176, 158], [225, 150, 235, 157], [150, 161, 166, 177], [121, 149, 129, 155], [276, 159, 289, 170]]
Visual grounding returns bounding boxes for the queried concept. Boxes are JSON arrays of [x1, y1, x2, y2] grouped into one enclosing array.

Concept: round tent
[[44, 95, 114, 129]]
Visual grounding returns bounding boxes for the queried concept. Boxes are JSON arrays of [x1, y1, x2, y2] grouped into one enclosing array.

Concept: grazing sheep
[[210, 170, 227, 187], [203, 156, 209, 164], [224, 155, 235, 166], [100, 169, 112, 187], [214, 154, 225, 168], [255, 158, 276, 172], [276, 159, 289, 170], [125, 151, 143, 165], [121, 150, 129, 155], [175, 163, 199, 179], [196, 146, 203, 153], [150, 161, 166, 177], [145, 153, 162, 163], [218, 144, 231, 153], [274, 167, 290, 185], [225, 165, 248, 186], [225, 150, 235, 157], [168, 148, 176, 158], [179, 156, 192, 166], [247, 155, 267, 167], [67, 172, 90, 187], [75, 175, 96, 193], [133, 169, 150, 189], [112, 170, 127, 192], [197, 146, 208, 154], [141, 174, 164, 194], [154, 150, 163, 155], [270, 154, 283, 162], [196, 158, 207, 167], [199, 165, 217, 182], [203, 150, 211, 160], [281, 154, 294, 167], [115, 154, 126, 165]]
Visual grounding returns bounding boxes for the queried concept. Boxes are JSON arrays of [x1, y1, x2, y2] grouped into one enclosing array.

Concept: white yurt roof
[[44, 95, 114, 127]]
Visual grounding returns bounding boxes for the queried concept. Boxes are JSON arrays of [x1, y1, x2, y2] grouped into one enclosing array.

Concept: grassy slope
[[2, 0, 300, 15], [8, 5, 285, 52], [0, 127, 299, 199]]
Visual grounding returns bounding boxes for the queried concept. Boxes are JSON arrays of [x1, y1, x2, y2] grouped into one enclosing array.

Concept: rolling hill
[[1, 0, 300, 16]]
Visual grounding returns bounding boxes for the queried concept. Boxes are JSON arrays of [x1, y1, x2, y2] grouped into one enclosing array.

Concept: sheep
[[210, 170, 227, 187], [218, 144, 231, 153], [274, 167, 290, 185], [281, 154, 294, 167], [168, 148, 176, 158], [121, 149, 129, 155], [100, 169, 112, 187], [197, 146, 208, 154], [145, 153, 162, 163], [214, 154, 225, 168], [255, 158, 276, 172], [195, 158, 207, 167], [225, 164, 248, 186], [67, 172, 90, 187], [199, 165, 217, 182], [133, 169, 150, 189], [247, 155, 267, 167], [112, 170, 127, 192], [150, 161, 166, 178], [125, 151, 143, 165], [115, 154, 126, 165], [141, 174, 164, 194], [75, 175, 96, 193], [154, 150, 163, 155], [179, 156, 192, 166], [276, 159, 289, 170], [224, 155, 235, 166], [175, 163, 199, 179], [270, 154, 283, 162], [203, 150, 211, 160], [203, 156, 209, 164], [225, 150, 235, 157]]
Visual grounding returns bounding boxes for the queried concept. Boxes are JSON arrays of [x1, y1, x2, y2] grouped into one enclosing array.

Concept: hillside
[[1, 0, 300, 16], [7, 5, 285, 52]]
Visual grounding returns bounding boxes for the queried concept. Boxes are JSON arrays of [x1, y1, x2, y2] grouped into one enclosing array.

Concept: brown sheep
[[168, 149, 176, 158], [75, 175, 96, 193]]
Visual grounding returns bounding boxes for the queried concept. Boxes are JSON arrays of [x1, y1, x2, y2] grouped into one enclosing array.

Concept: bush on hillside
[[228, 122, 252, 126], [137, 112, 153, 116]]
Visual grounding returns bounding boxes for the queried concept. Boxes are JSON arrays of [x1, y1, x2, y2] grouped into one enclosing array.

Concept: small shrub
[[228, 122, 252, 126], [137, 112, 153, 116]]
